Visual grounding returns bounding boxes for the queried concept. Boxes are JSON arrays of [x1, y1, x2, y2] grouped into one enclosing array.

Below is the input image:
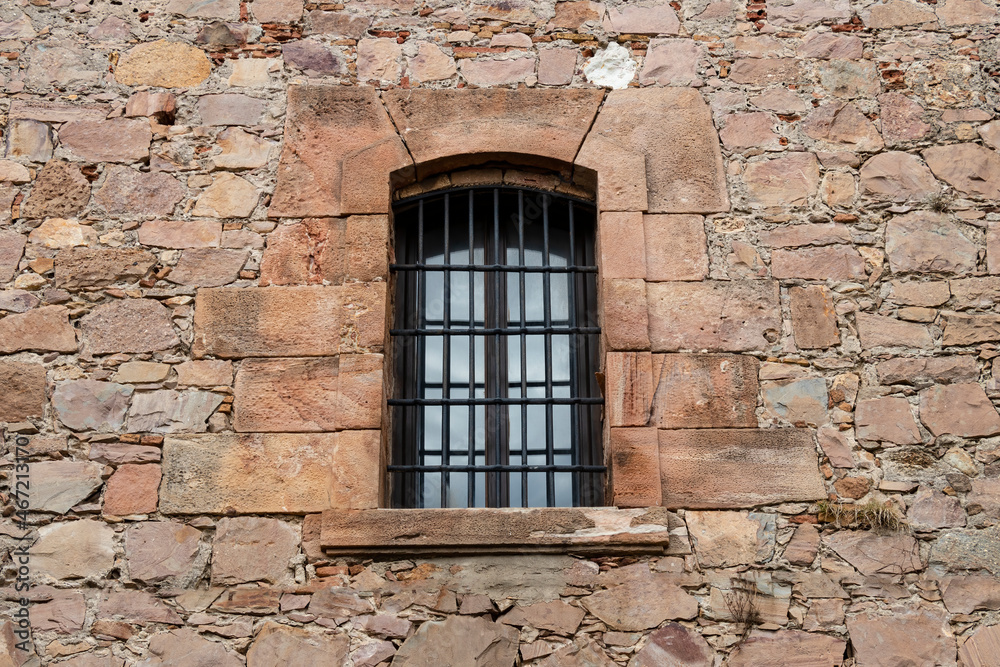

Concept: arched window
[[389, 186, 604, 508]]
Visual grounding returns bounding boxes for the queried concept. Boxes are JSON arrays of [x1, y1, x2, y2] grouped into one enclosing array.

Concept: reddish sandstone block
[[606, 351, 653, 427], [193, 286, 342, 358], [335, 354, 384, 430], [610, 427, 662, 508], [647, 281, 780, 352], [771, 246, 866, 281], [577, 88, 728, 214], [603, 279, 650, 351], [650, 354, 759, 428], [643, 214, 708, 281], [383, 89, 603, 178], [103, 464, 161, 516], [856, 396, 922, 445], [138, 220, 222, 249], [600, 212, 646, 279], [341, 282, 388, 352], [259, 218, 346, 286], [345, 215, 390, 281], [0, 361, 46, 422], [658, 428, 826, 509], [0, 305, 78, 354], [789, 285, 840, 350], [233, 358, 340, 432], [269, 85, 411, 218]]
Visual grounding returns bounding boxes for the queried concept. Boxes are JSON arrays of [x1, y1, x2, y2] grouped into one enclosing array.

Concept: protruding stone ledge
[[320, 507, 688, 556]]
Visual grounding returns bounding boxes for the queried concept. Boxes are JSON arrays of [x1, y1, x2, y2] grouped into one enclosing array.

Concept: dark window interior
[[389, 186, 604, 508]]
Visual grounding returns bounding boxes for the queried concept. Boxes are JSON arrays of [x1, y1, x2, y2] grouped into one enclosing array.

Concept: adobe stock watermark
[[9, 434, 33, 654]]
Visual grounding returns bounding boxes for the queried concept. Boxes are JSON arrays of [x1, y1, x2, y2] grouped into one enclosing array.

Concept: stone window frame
[[174, 84, 827, 554]]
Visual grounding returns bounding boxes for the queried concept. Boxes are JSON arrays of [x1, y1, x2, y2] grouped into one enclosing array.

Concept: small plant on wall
[[725, 573, 762, 648]]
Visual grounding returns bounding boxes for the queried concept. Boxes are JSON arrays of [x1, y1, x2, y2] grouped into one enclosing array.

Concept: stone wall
[[1, 0, 1000, 664]]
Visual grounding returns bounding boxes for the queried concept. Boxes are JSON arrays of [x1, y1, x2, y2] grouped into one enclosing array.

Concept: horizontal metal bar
[[388, 464, 606, 473], [390, 263, 597, 274], [390, 326, 600, 336], [393, 183, 596, 206], [389, 397, 603, 406]]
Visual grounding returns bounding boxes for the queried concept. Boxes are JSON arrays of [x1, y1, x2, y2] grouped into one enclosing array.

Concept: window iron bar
[[389, 396, 603, 406], [389, 464, 606, 473]]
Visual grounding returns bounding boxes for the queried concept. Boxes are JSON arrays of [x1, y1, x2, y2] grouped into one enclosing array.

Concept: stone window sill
[[319, 507, 689, 556]]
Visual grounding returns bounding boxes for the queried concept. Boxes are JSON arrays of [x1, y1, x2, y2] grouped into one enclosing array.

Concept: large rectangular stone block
[[610, 427, 662, 508], [647, 281, 781, 352], [606, 351, 653, 427], [651, 354, 759, 428], [233, 358, 340, 432], [658, 428, 826, 508], [159, 431, 379, 514], [192, 286, 342, 358]]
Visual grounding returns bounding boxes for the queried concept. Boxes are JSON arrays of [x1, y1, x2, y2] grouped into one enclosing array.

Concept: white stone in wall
[[583, 42, 636, 90]]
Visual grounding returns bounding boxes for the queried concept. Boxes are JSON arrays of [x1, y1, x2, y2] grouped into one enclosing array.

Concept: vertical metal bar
[[567, 200, 580, 505], [467, 190, 476, 508], [442, 193, 451, 508], [416, 199, 426, 506], [542, 195, 555, 506], [518, 190, 528, 508]]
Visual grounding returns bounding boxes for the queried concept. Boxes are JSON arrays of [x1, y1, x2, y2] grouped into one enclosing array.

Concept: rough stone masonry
[[1, 0, 1000, 665]]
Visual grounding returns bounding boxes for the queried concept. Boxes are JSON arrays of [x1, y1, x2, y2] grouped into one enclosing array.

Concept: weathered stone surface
[[729, 58, 800, 85], [577, 87, 727, 213], [103, 464, 161, 516], [628, 622, 713, 667], [166, 0, 238, 18], [125, 91, 177, 122], [212, 128, 274, 170], [650, 353, 759, 428], [600, 211, 646, 279], [771, 246, 866, 281], [501, 600, 586, 634], [260, 218, 346, 286], [94, 166, 185, 217], [647, 281, 780, 352], [393, 615, 517, 665], [115, 40, 212, 88], [819, 59, 881, 99], [116, 361, 170, 384], [890, 280, 951, 307], [538, 47, 576, 85], [784, 523, 821, 566], [866, 0, 937, 27], [960, 624, 1000, 667], [856, 397, 922, 445], [192, 173, 259, 218], [161, 431, 377, 513], [919, 383, 1000, 437], [99, 591, 183, 627], [55, 248, 157, 289], [30, 589, 87, 633], [168, 249, 248, 287], [938, 0, 997, 24], [606, 352, 653, 427], [643, 214, 709, 281], [789, 285, 840, 349], [142, 628, 243, 667], [856, 313, 933, 349], [802, 101, 883, 151], [769, 0, 851, 25], [877, 356, 979, 386], [923, 143, 1000, 200], [27, 217, 98, 249], [30, 461, 104, 513], [762, 377, 828, 425], [127, 390, 224, 433], [138, 220, 223, 249], [176, 360, 233, 387], [744, 153, 820, 207], [969, 477, 1000, 521], [234, 357, 339, 432], [21, 160, 91, 219], [824, 531, 922, 576], [582, 577, 697, 631], [0, 230, 25, 283], [798, 31, 862, 59], [659, 428, 825, 508], [943, 312, 1000, 346], [408, 41, 457, 82], [52, 380, 133, 431], [253, 0, 304, 21], [30, 519, 115, 580], [461, 57, 537, 86], [908, 486, 965, 532], [59, 119, 151, 163], [878, 93, 931, 146], [308, 10, 372, 38], [5, 119, 53, 162], [125, 521, 202, 584], [80, 299, 179, 355], [728, 630, 846, 667], [0, 361, 46, 422], [247, 623, 351, 667], [609, 428, 661, 508], [270, 85, 411, 217], [930, 526, 1000, 573], [0, 306, 78, 354], [860, 152, 940, 202], [687, 511, 775, 567], [940, 575, 1000, 614], [197, 93, 266, 126], [357, 37, 402, 81], [847, 606, 956, 667], [602, 2, 678, 33], [193, 286, 343, 358], [212, 517, 299, 585], [89, 442, 161, 465], [818, 424, 855, 468], [639, 39, 702, 87]]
